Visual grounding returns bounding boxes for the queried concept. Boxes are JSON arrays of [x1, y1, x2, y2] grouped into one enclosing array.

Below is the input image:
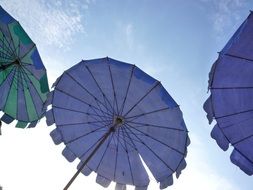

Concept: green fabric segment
[[0, 32, 15, 62], [25, 69, 47, 102], [24, 82, 38, 121], [16, 121, 28, 128], [12, 23, 32, 45], [39, 74, 49, 93], [0, 66, 13, 86], [4, 69, 17, 118]]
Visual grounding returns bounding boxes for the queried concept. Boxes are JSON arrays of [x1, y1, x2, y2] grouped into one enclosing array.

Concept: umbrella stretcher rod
[[0, 60, 21, 71], [63, 125, 117, 190]]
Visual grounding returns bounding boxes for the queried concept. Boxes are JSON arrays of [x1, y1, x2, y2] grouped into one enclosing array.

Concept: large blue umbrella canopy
[[0, 6, 49, 130], [46, 57, 190, 189], [204, 12, 253, 175]]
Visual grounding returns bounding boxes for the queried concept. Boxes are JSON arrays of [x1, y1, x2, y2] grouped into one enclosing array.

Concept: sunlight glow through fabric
[[0, 6, 49, 129], [204, 12, 253, 175], [46, 57, 190, 190]]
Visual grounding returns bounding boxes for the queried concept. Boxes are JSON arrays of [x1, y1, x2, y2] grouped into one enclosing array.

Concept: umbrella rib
[[79, 128, 112, 160], [125, 107, 176, 120], [124, 124, 175, 172], [66, 126, 107, 145], [232, 133, 253, 146], [113, 129, 120, 181], [52, 106, 110, 120], [20, 69, 30, 121], [224, 53, 253, 63], [0, 66, 15, 87], [22, 75, 39, 119], [19, 66, 43, 115], [85, 64, 114, 113], [0, 44, 13, 61], [6, 26, 18, 58], [55, 88, 111, 117], [117, 128, 139, 152], [211, 87, 253, 90], [121, 126, 139, 151], [123, 81, 161, 117], [119, 65, 135, 115], [107, 61, 120, 115], [222, 116, 253, 130], [0, 42, 13, 60], [0, 37, 14, 59], [121, 127, 135, 185], [3, 67, 17, 111], [0, 30, 16, 58], [125, 123, 185, 155], [65, 72, 113, 115], [58, 119, 112, 127], [19, 44, 35, 60], [95, 134, 114, 172], [20, 64, 41, 80], [215, 108, 253, 119], [127, 121, 186, 132]]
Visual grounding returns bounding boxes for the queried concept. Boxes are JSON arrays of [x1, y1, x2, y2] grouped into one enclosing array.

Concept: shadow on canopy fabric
[[46, 57, 190, 190], [0, 6, 49, 130], [204, 12, 253, 175]]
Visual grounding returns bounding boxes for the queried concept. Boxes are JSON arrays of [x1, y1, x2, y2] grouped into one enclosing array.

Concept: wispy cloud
[[200, 0, 247, 38], [0, 0, 90, 49]]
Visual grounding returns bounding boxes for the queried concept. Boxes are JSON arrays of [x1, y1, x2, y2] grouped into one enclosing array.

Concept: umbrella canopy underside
[[204, 12, 253, 175], [0, 6, 49, 128], [46, 57, 190, 189]]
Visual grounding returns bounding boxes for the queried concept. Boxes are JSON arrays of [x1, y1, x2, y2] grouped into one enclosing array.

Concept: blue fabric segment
[[211, 125, 229, 151], [231, 149, 253, 175], [160, 86, 178, 108], [160, 175, 173, 189], [50, 129, 63, 145], [0, 6, 15, 24], [62, 147, 77, 162], [31, 49, 45, 69], [134, 67, 156, 84], [77, 162, 92, 176], [96, 175, 111, 188], [1, 113, 14, 124], [27, 121, 38, 128]]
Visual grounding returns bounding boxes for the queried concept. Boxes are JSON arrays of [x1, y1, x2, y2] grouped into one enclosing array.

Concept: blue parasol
[[204, 12, 253, 175], [46, 57, 190, 189]]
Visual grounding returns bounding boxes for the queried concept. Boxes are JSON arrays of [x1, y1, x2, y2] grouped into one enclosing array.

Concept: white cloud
[[0, 0, 89, 49], [125, 23, 134, 49], [200, 0, 247, 38]]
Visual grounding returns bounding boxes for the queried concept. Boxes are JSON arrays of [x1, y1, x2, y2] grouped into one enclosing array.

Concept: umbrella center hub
[[12, 59, 21, 66], [115, 117, 124, 125], [112, 116, 124, 131]]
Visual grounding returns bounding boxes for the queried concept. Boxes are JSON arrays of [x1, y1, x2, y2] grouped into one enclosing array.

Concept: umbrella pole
[[63, 127, 114, 190]]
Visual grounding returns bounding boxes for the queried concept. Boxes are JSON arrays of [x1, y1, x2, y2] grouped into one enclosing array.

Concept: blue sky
[[0, 0, 253, 189]]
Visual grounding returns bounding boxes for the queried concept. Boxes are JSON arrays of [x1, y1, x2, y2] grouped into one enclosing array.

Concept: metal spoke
[[215, 109, 253, 120], [66, 126, 108, 145], [125, 107, 176, 121], [127, 121, 187, 132], [119, 65, 135, 115], [85, 63, 114, 114], [54, 88, 112, 118], [65, 71, 113, 116], [107, 60, 120, 115], [124, 124, 175, 172], [123, 81, 161, 117], [125, 123, 185, 155]]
